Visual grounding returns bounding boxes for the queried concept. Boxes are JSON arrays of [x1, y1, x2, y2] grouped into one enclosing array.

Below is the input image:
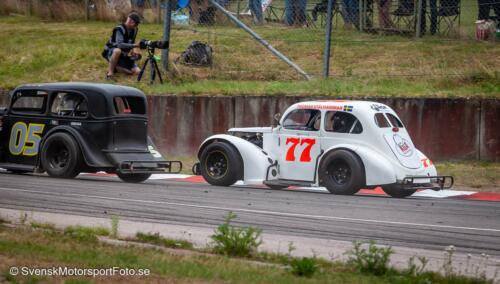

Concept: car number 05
[[9, 122, 45, 156], [285, 137, 316, 162]]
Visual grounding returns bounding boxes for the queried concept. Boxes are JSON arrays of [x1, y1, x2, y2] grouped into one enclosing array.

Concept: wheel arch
[[38, 126, 112, 170], [318, 146, 366, 187], [319, 145, 397, 186], [198, 134, 272, 184]]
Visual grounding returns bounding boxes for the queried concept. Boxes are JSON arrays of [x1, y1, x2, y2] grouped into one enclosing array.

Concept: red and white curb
[[79, 173, 500, 202]]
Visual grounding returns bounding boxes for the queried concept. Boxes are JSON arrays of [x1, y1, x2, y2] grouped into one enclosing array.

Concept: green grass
[[435, 161, 500, 192], [135, 232, 194, 249], [0, 14, 499, 97], [0, 224, 494, 283]]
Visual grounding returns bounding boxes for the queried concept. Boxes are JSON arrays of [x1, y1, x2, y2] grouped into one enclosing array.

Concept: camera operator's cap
[[128, 12, 142, 25]]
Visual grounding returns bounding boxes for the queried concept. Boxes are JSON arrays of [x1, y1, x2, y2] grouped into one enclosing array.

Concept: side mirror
[[273, 113, 281, 125]]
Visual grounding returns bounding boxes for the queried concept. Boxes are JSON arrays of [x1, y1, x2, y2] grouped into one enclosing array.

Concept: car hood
[[228, 127, 273, 133]]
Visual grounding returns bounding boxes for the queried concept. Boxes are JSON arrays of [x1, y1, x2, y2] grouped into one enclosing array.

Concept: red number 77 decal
[[286, 137, 316, 162]]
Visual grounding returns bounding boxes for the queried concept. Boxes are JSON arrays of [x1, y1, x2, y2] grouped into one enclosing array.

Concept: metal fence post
[[161, 0, 173, 71], [323, 0, 334, 78], [416, 0, 423, 38], [26, 0, 32, 16], [237, 0, 241, 19], [84, 0, 89, 21], [358, 0, 364, 32]]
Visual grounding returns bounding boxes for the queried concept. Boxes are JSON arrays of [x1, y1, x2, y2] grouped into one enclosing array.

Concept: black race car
[[0, 82, 181, 183]]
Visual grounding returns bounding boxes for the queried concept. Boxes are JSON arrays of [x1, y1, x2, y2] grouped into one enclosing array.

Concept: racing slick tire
[[200, 141, 243, 187], [319, 150, 364, 195], [117, 173, 152, 183], [382, 184, 417, 198], [41, 132, 83, 178]]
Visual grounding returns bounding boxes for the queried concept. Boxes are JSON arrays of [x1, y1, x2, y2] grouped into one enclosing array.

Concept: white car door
[[277, 108, 322, 182]]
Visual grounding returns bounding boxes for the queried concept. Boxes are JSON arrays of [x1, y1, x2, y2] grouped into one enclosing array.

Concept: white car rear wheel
[[319, 150, 365, 195], [382, 185, 417, 198]]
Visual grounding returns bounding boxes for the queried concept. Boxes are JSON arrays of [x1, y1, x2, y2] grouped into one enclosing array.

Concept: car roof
[[14, 82, 145, 98], [12, 82, 147, 118]]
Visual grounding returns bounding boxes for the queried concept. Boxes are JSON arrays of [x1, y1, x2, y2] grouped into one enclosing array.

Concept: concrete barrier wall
[[147, 96, 500, 162], [1, 92, 499, 161]]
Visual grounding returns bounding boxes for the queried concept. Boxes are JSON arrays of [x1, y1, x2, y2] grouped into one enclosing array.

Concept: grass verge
[[0, 15, 499, 98], [0, 220, 494, 283]]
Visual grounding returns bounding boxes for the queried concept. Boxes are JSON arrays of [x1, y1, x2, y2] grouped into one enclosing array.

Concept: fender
[[38, 126, 113, 169], [319, 144, 397, 186], [198, 134, 273, 184], [415, 149, 437, 176]]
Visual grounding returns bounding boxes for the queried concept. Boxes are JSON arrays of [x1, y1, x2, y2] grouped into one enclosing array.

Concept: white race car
[[193, 100, 453, 198]]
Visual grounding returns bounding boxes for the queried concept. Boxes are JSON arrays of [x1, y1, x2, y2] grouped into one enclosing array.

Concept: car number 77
[[285, 137, 316, 162]]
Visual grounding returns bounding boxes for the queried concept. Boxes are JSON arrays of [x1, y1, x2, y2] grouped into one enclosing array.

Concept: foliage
[[211, 212, 262, 257], [289, 257, 319, 277], [135, 232, 193, 249], [345, 240, 394, 276]]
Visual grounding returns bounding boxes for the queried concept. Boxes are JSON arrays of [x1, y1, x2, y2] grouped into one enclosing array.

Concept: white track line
[[1, 186, 499, 233]]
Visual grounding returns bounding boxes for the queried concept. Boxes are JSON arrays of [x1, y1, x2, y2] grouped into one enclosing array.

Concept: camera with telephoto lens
[[139, 39, 169, 50]]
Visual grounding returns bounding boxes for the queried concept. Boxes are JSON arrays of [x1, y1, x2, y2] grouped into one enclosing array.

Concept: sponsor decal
[[421, 158, 433, 168], [371, 104, 388, 112], [392, 134, 413, 157], [297, 104, 343, 111], [343, 105, 353, 112]]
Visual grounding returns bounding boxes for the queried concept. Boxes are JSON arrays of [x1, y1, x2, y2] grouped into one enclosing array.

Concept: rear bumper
[[104, 151, 182, 174], [398, 175, 454, 191], [118, 160, 182, 174]]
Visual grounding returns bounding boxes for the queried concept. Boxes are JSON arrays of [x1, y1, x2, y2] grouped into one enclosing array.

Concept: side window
[[11, 91, 48, 115], [386, 113, 404, 128], [114, 97, 146, 115], [283, 109, 321, 131], [374, 113, 391, 128], [325, 111, 363, 134], [51, 92, 88, 117]]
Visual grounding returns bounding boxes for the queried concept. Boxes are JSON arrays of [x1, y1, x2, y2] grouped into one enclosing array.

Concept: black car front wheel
[[41, 132, 83, 178], [117, 173, 152, 183], [200, 141, 243, 186]]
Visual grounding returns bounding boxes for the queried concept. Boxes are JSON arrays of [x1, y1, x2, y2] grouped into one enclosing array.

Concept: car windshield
[[283, 109, 321, 131]]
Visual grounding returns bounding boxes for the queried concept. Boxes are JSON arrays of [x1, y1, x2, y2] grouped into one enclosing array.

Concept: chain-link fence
[[1, 0, 499, 81]]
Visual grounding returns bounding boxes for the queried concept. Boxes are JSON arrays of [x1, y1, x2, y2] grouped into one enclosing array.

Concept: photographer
[[103, 12, 142, 80]]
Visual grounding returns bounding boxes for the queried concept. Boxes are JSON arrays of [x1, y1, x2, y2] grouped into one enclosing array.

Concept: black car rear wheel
[[117, 173, 152, 183], [200, 142, 243, 186], [41, 132, 83, 178], [319, 150, 365, 195]]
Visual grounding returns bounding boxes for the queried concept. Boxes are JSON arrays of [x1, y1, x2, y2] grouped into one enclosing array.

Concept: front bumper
[[399, 175, 454, 191]]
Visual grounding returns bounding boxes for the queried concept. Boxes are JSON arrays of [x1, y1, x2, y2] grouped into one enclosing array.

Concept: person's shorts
[[106, 48, 138, 71]]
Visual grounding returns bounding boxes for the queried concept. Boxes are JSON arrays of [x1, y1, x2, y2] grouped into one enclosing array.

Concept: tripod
[[137, 47, 163, 84]]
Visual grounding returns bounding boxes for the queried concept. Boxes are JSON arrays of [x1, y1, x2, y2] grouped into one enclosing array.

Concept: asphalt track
[[0, 172, 499, 257]]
